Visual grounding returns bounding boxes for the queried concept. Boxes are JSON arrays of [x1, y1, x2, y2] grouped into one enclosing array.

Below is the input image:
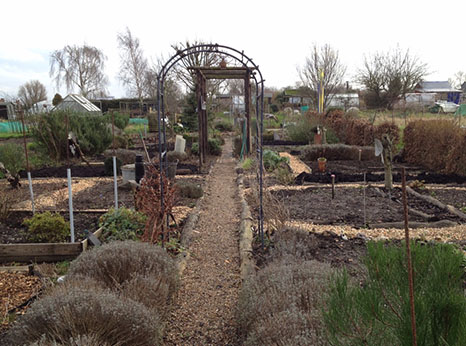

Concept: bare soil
[[165, 138, 241, 346], [0, 175, 205, 243], [268, 185, 464, 228]]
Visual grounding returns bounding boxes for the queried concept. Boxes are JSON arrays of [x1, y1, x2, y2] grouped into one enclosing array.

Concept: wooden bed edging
[[0, 227, 103, 263]]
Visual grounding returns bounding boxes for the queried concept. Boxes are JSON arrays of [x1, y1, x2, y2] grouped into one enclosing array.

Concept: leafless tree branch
[[50, 44, 108, 98]]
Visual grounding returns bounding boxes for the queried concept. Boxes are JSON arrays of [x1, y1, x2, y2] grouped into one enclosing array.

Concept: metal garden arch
[[156, 44, 265, 247]]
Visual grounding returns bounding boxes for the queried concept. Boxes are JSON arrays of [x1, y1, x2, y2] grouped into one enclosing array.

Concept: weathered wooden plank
[[0, 264, 34, 274], [0, 243, 83, 263]]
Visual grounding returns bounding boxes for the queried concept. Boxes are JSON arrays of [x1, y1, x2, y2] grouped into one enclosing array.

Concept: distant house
[[327, 93, 359, 109], [0, 100, 16, 120], [414, 81, 462, 104], [283, 89, 312, 105], [52, 94, 102, 114]]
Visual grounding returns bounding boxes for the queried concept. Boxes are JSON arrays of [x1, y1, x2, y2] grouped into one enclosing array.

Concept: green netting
[[129, 118, 148, 125], [455, 104, 466, 116], [0, 121, 25, 133]]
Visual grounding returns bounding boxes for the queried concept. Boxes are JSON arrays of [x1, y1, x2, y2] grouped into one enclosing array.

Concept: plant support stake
[[67, 168, 75, 243], [363, 172, 366, 226], [19, 107, 35, 214], [111, 112, 118, 209], [402, 167, 417, 346], [331, 174, 335, 199], [113, 156, 118, 209]]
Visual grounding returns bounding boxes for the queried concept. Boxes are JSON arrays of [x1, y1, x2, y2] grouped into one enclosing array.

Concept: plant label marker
[[331, 174, 335, 199], [67, 168, 75, 243]]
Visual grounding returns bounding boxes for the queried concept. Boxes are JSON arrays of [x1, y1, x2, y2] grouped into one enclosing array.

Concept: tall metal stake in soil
[[112, 111, 118, 209], [402, 167, 417, 346], [66, 114, 75, 242], [363, 172, 366, 226], [19, 105, 35, 214]]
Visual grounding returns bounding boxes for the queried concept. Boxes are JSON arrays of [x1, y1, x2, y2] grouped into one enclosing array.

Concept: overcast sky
[[1, 0, 465, 100]]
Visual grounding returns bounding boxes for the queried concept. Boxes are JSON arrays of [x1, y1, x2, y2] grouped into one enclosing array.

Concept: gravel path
[[164, 138, 241, 345]]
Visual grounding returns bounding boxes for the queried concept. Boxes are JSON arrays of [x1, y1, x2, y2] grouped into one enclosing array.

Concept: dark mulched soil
[[268, 186, 463, 228], [0, 211, 101, 244], [299, 160, 466, 184]]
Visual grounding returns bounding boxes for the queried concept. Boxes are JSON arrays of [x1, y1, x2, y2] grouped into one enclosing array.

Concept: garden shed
[[0, 100, 16, 120], [415, 81, 462, 104], [52, 94, 102, 114]]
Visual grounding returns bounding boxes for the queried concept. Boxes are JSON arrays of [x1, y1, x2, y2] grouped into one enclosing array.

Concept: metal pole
[[112, 111, 118, 209], [402, 167, 417, 346], [19, 106, 35, 214], [67, 168, 75, 242], [157, 76, 165, 246], [258, 83, 265, 250], [363, 172, 367, 226]]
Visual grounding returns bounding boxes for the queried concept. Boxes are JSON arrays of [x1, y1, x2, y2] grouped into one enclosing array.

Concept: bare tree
[[357, 47, 428, 110], [50, 45, 108, 98], [145, 57, 183, 118], [298, 44, 346, 109], [18, 80, 47, 110], [448, 71, 466, 89], [170, 40, 221, 90], [117, 27, 148, 108]]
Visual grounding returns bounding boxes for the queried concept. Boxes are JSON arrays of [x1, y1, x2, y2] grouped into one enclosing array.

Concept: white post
[[67, 168, 75, 242], [113, 156, 118, 209], [27, 171, 35, 214]]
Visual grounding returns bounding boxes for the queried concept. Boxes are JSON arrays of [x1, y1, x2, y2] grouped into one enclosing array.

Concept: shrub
[[324, 109, 400, 147], [0, 143, 25, 175], [103, 156, 122, 176], [191, 142, 199, 156], [263, 150, 289, 171], [98, 207, 146, 242], [238, 260, 333, 345], [324, 241, 466, 345], [233, 135, 242, 157], [300, 144, 376, 162], [214, 120, 233, 132], [273, 166, 294, 185], [241, 157, 255, 171], [29, 112, 112, 161], [176, 181, 203, 199], [404, 120, 465, 175], [104, 112, 129, 130], [23, 212, 70, 243], [0, 188, 17, 221], [6, 286, 162, 346], [67, 241, 178, 309], [208, 137, 222, 156]]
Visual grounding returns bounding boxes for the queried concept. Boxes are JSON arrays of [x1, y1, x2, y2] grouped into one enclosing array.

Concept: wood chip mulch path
[[164, 138, 241, 345], [0, 272, 41, 332]]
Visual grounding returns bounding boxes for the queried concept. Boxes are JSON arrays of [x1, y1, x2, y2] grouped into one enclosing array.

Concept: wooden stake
[[402, 167, 418, 346]]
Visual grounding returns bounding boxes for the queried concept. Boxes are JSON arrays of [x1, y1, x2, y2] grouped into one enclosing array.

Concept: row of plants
[[238, 227, 466, 345], [5, 241, 178, 345]]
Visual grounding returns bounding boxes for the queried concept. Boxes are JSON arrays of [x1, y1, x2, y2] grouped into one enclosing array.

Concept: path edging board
[[237, 173, 255, 279]]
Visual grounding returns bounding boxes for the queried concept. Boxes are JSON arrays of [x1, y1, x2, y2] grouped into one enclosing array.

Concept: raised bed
[[0, 228, 103, 263]]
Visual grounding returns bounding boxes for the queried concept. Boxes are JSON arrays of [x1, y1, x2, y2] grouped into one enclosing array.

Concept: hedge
[[404, 120, 466, 175]]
